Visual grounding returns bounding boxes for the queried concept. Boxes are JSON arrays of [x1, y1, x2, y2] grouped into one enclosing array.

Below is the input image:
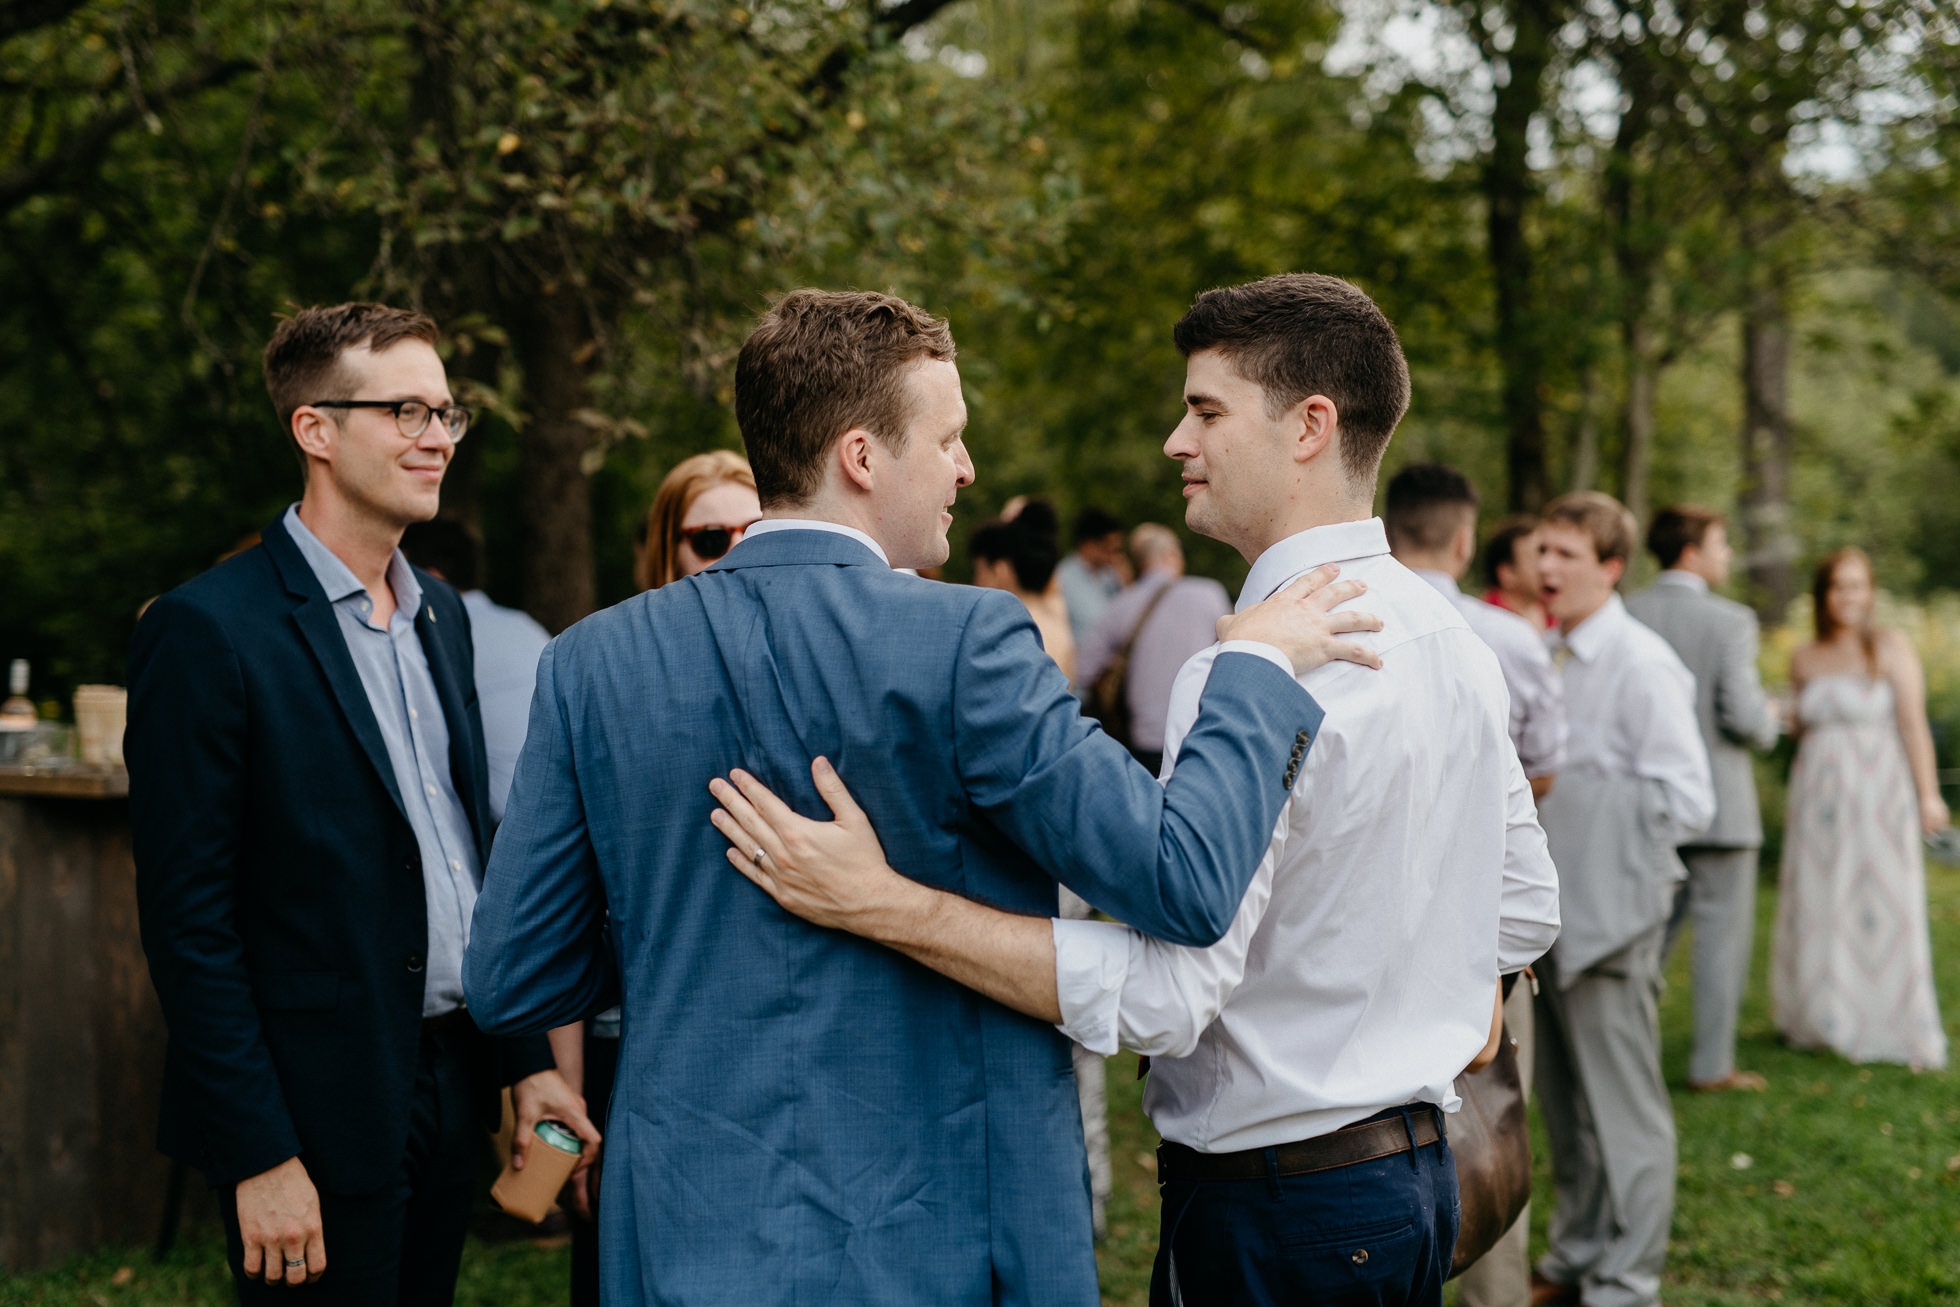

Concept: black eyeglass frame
[[307, 399, 472, 442]]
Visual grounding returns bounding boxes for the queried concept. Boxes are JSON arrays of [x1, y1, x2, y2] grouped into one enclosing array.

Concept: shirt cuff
[[1216, 640, 1295, 680], [1051, 917, 1134, 1056]]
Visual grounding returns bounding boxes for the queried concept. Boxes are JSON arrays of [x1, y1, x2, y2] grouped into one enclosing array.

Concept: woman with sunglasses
[[633, 450, 762, 591], [563, 449, 759, 1306]]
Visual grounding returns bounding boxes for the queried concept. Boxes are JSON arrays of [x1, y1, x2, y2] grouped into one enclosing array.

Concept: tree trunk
[[507, 286, 597, 633], [1568, 364, 1600, 492], [1620, 322, 1657, 523], [1739, 272, 1797, 621], [1606, 51, 1660, 527], [1483, 0, 1559, 511]]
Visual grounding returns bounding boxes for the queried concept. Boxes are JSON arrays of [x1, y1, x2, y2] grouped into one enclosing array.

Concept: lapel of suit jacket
[[260, 513, 410, 824], [413, 589, 488, 856]]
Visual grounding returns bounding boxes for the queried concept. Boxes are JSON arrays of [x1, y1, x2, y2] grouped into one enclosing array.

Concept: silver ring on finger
[[285, 1257, 307, 1269], [752, 847, 768, 866]]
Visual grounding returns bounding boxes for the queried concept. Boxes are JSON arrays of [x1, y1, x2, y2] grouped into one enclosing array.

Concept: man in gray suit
[[1626, 505, 1781, 1093]]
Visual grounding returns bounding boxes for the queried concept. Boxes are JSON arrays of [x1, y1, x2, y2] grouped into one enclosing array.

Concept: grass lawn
[[5, 865, 1955, 1306]]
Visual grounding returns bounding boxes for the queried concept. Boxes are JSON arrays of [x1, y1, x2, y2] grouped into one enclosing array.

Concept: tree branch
[[0, 54, 256, 214], [1159, 0, 1283, 54], [0, 0, 89, 44]]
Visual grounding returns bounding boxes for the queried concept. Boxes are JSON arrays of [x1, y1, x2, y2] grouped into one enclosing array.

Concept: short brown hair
[[263, 302, 439, 473], [637, 450, 757, 591], [1482, 514, 1539, 587], [734, 290, 957, 507], [1384, 462, 1479, 553], [1172, 274, 1411, 487], [1542, 491, 1639, 566], [1647, 504, 1725, 570]]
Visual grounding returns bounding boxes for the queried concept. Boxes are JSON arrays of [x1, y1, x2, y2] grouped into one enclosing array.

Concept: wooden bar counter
[[0, 763, 178, 1273]]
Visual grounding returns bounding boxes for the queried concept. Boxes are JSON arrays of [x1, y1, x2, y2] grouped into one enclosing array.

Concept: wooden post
[[0, 767, 181, 1273]]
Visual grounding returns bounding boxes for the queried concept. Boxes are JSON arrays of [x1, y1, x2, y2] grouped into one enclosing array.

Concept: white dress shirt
[[1052, 519, 1561, 1152], [1548, 593, 1715, 840], [459, 590, 550, 825], [1655, 568, 1709, 594], [744, 517, 891, 565], [1412, 569, 1566, 778]]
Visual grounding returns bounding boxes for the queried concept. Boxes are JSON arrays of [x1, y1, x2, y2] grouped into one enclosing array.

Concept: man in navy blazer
[[464, 290, 1378, 1305], [128, 303, 595, 1304]]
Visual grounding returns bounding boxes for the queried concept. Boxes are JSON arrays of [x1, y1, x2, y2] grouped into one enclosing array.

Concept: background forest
[[4, 0, 1960, 695]]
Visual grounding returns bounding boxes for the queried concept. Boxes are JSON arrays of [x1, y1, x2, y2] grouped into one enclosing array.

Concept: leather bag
[[1087, 581, 1176, 749], [1446, 1017, 1532, 1278]]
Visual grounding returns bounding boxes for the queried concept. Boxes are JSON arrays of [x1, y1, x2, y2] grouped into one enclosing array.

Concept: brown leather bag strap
[[1118, 575, 1179, 662]]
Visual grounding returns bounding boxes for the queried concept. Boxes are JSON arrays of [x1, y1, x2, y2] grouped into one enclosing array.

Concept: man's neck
[[1560, 593, 1614, 635], [762, 495, 889, 555], [296, 487, 403, 599], [1242, 495, 1374, 566]]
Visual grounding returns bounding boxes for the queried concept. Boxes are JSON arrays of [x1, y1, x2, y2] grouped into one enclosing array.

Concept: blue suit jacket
[[464, 529, 1322, 1305]]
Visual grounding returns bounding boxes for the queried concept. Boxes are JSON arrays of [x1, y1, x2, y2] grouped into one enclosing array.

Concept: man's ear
[[1604, 555, 1627, 590], [291, 407, 335, 466], [836, 428, 877, 494], [1290, 394, 1339, 467]]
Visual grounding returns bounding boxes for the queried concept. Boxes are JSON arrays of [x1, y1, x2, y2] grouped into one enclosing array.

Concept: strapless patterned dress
[[1772, 674, 1946, 1069]]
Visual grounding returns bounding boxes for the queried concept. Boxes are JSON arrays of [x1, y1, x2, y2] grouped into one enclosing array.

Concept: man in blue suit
[[463, 290, 1378, 1305]]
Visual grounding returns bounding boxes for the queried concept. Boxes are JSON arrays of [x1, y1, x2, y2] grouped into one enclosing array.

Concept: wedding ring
[[752, 847, 767, 865], [284, 1256, 307, 1268]]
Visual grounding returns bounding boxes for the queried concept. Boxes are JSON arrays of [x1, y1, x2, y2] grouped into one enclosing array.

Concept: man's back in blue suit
[[465, 527, 1320, 1305]]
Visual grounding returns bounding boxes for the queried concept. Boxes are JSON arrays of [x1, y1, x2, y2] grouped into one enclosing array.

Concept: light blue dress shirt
[[459, 590, 550, 825], [283, 506, 480, 1015]]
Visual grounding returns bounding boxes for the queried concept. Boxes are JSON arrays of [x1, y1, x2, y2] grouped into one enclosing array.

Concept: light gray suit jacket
[[1625, 578, 1779, 848]]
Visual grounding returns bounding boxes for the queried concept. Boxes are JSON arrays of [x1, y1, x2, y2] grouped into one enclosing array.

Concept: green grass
[[5, 865, 1956, 1306]]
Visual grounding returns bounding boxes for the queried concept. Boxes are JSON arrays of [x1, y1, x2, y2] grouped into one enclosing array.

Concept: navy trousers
[[1151, 1109, 1459, 1306], [219, 1020, 480, 1306]]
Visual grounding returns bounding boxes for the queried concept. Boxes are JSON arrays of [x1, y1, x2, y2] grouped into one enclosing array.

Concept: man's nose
[[1164, 418, 1196, 459], [954, 439, 975, 486]]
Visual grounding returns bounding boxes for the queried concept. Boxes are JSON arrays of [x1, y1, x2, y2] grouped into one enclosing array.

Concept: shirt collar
[[1656, 569, 1709, 594], [1236, 518, 1391, 613], [744, 517, 890, 567], [1411, 568, 1463, 603], [1558, 591, 1628, 664], [282, 504, 422, 620]]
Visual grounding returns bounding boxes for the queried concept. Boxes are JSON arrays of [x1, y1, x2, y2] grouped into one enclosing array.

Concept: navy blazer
[[127, 513, 553, 1192], [465, 528, 1322, 1306]]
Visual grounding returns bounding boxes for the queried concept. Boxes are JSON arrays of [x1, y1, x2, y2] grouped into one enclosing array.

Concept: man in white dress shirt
[[1530, 492, 1715, 1307], [1384, 461, 1565, 1307], [706, 275, 1562, 1306]]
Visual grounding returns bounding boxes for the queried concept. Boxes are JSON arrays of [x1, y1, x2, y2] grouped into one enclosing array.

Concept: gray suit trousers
[[1533, 925, 1674, 1307], [1663, 846, 1760, 1083]]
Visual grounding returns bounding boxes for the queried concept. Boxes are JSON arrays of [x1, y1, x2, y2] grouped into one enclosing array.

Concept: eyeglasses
[[679, 521, 759, 561], [308, 399, 472, 442]]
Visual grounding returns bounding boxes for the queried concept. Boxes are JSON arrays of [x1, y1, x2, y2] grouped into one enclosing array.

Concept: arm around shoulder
[[1716, 606, 1779, 751]]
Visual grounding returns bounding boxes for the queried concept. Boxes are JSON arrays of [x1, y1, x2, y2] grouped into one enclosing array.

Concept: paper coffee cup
[[490, 1119, 583, 1223], [73, 685, 127, 767]]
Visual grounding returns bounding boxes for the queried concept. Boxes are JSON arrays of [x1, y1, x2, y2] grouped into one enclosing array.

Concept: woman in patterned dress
[[1773, 548, 1948, 1069]]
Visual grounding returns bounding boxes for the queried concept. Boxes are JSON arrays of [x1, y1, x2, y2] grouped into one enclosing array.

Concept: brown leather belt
[[1157, 1106, 1445, 1184]]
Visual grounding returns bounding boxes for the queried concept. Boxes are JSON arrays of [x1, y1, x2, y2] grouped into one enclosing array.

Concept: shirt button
[[426, 784, 437, 798], [409, 708, 419, 720], [450, 859, 461, 873], [1350, 1248, 1370, 1266]]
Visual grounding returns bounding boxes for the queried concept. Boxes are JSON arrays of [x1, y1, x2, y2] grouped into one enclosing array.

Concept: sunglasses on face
[[679, 521, 759, 561]]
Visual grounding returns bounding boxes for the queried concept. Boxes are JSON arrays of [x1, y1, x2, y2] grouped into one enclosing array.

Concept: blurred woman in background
[[972, 500, 1074, 681], [1773, 547, 1948, 1070], [562, 449, 761, 1305], [634, 449, 762, 592]]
